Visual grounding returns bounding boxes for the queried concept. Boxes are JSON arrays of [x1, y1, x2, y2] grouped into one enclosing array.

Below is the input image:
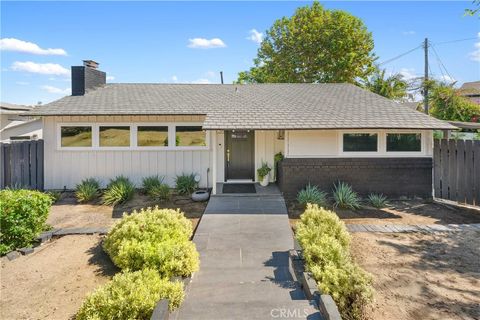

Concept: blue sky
[[1, 1, 479, 105]]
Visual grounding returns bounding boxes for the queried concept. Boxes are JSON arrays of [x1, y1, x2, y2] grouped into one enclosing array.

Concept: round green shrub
[[103, 207, 199, 278], [76, 269, 184, 320], [296, 204, 351, 249], [0, 189, 52, 255]]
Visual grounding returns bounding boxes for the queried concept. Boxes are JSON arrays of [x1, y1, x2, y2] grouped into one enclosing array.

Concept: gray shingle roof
[[26, 83, 455, 130]]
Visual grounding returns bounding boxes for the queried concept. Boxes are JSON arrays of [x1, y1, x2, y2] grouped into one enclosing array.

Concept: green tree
[[363, 68, 408, 101], [236, 2, 375, 84], [465, 0, 480, 17], [429, 82, 480, 122]]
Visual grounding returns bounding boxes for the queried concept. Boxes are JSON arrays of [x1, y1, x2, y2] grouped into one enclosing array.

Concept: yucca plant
[[368, 193, 388, 208], [333, 181, 361, 210], [297, 183, 327, 207], [75, 178, 100, 203], [103, 176, 135, 206], [142, 175, 164, 194], [148, 184, 171, 201], [175, 173, 197, 195]]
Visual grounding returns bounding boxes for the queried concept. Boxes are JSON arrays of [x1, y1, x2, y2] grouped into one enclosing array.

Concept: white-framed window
[[57, 122, 209, 151], [386, 133, 422, 152], [342, 133, 378, 152]]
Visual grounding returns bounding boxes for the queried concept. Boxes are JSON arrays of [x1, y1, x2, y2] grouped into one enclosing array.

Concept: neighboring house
[[26, 60, 455, 198], [459, 81, 480, 105], [0, 102, 42, 142]]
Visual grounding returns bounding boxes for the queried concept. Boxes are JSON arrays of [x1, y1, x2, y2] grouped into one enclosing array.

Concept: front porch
[[215, 182, 282, 196]]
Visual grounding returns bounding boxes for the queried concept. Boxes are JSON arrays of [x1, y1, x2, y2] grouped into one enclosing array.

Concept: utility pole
[[423, 38, 429, 114]]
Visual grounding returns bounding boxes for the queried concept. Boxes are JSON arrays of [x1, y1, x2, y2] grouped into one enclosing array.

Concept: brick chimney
[[71, 60, 106, 96]]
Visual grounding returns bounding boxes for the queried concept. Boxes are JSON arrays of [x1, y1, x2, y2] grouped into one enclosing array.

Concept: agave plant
[[297, 183, 327, 207], [368, 193, 388, 208], [75, 178, 100, 203], [333, 181, 361, 210], [103, 176, 135, 206]]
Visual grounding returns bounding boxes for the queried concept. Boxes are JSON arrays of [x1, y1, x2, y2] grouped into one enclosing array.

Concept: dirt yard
[[288, 199, 480, 226], [1, 235, 117, 320], [48, 191, 207, 231], [351, 230, 480, 320]]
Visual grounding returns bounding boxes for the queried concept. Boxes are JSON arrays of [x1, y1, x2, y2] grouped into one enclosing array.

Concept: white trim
[[57, 122, 210, 151]]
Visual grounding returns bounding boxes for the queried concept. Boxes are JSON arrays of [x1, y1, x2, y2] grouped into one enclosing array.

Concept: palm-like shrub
[[75, 178, 100, 203], [76, 269, 184, 319], [103, 207, 199, 278], [332, 181, 361, 210], [103, 176, 135, 206], [149, 184, 171, 201], [175, 174, 197, 195], [142, 175, 164, 193], [297, 183, 327, 207], [368, 193, 388, 208]]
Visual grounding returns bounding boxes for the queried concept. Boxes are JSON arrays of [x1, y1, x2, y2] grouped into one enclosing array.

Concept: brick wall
[[277, 157, 432, 200]]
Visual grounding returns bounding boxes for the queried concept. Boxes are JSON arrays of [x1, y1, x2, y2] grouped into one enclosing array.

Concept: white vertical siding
[[254, 130, 284, 182], [43, 115, 213, 189]]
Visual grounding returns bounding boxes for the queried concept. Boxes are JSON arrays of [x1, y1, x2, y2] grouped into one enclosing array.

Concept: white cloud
[[204, 71, 216, 78], [106, 76, 115, 81], [0, 38, 67, 56], [402, 31, 416, 36], [11, 61, 69, 76], [399, 68, 419, 81], [41, 85, 70, 95], [191, 78, 211, 84], [469, 32, 480, 62], [438, 75, 456, 83], [171, 75, 178, 83], [188, 38, 226, 49], [247, 29, 263, 44]]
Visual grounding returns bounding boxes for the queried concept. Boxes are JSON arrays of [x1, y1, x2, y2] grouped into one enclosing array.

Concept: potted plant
[[257, 161, 272, 187]]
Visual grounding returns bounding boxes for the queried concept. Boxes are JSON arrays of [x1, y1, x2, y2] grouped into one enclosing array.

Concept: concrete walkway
[[347, 223, 480, 233], [175, 196, 321, 320]]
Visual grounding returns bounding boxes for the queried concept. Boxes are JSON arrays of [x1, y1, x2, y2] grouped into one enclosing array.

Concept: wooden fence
[[0, 140, 44, 190], [434, 139, 480, 206]]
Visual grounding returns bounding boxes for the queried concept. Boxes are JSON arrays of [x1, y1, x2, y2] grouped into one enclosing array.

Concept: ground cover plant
[[76, 269, 184, 319], [296, 204, 373, 320], [142, 175, 170, 201], [0, 189, 52, 254], [368, 193, 388, 208]]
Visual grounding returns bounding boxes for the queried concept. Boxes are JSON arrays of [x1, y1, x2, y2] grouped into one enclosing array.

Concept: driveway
[[175, 196, 321, 320]]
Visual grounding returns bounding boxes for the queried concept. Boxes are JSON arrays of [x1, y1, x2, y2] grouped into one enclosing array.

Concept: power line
[[378, 43, 423, 66], [433, 37, 478, 46], [430, 44, 454, 82]]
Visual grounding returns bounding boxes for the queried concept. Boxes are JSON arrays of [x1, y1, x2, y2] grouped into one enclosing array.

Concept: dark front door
[[225, 130, 254, 180]]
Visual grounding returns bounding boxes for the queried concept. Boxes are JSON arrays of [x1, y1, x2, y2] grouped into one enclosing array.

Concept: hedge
[[296, 204, 373, 320], [0, 189, 52, 255]]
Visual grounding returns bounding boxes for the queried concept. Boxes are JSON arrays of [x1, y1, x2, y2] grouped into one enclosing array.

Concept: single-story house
[[26, 61, 455, 198], [1, 102, 42, 142]]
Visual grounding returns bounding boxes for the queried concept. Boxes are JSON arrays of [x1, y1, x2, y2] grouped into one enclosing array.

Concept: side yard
[[351, 230, 480, 320], [1, 186, 207, 319]]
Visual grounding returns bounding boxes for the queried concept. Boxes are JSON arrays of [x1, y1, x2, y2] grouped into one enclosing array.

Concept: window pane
[[61, 126, 92, 147], [387, 133, 421, 152], [99, 126, 130, 147], [176, 126, 206, 147], [343, 133, 378, 152], [137, 126, 169, 147]]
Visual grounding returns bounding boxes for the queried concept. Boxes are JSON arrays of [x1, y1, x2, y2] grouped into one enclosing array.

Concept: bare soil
[[48, 191, 207, 231], [288, 200, 480, 226], [351, 231, 480, 320], [0, 235, 117, 320]]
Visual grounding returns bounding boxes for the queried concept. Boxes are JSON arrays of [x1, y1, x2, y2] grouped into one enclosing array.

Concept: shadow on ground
[[86, 241, 119, 277]]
